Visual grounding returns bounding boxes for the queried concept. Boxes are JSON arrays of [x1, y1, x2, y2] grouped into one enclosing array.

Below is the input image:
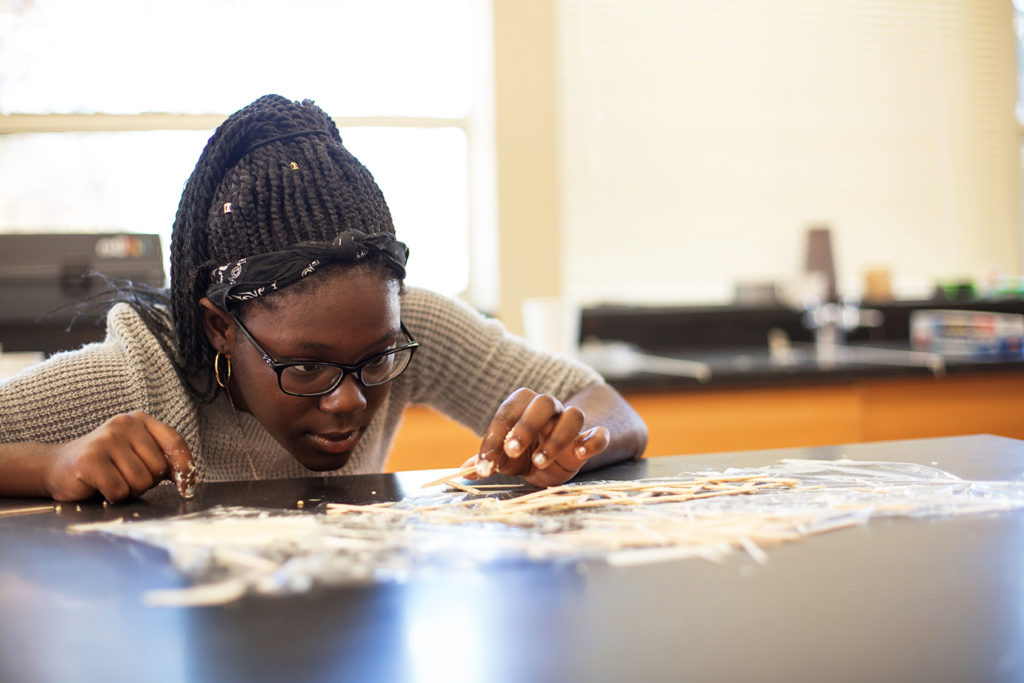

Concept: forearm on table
[[565, 383, 648, 472], [0, 442, 56, 498]]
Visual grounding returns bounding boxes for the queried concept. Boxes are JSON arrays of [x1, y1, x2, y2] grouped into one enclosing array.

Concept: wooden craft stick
[[443, 479, 488, 496], [0, 504, 56, 517], [420, 464, 479, 489], [454, 483, 525, 490], [325, 503, 409, 515]]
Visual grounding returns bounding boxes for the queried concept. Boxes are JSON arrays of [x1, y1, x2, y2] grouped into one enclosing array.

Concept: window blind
[[557, 0, 1020, 303]]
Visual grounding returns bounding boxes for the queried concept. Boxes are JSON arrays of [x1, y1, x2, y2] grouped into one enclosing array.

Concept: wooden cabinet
[[383, 372, 1024, 471], [626, 372, 1024, 458], [859, 373, 1024, 443], [385, 405, 480, 472]]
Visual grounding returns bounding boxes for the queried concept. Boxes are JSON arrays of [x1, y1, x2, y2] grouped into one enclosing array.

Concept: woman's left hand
[[463, 387, 611, 488]]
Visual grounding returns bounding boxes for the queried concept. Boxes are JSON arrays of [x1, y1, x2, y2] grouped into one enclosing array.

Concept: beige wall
[[494, 0, 1023, 327], [492, 0, 562, 333]]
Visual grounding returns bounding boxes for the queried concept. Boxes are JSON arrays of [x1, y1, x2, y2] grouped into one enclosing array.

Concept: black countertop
[[3, 434, 1024, 683], [595, 342, 1024, 392], [580, 298, 1024, 391]]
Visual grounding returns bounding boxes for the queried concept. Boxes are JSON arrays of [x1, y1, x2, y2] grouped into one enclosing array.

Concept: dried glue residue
[[71, 459, 1024, 607]]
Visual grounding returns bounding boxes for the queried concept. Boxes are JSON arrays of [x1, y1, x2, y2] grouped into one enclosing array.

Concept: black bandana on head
[[206, 230, 409, 309]]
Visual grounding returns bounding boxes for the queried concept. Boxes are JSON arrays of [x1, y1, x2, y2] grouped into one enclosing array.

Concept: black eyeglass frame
[[229, 313, 419, 397]]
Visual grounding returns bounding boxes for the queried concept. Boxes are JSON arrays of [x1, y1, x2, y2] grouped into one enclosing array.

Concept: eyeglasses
[[229, 314, 418, 397]]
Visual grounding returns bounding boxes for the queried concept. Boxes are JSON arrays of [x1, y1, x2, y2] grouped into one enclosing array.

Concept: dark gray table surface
[[2, 434, 1024, 683]]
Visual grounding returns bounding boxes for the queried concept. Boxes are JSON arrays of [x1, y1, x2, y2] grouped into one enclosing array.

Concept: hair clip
[[223, 202, 232, 214], [289, 162, 300, 171]]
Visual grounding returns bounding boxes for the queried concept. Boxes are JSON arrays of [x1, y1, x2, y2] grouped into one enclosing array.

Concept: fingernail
[[533, 451, 548, 467], [475, 457, 496, 477], [173, 473, 196, 499], [170, 459, 197, 499], [505, 437, 522, 456]]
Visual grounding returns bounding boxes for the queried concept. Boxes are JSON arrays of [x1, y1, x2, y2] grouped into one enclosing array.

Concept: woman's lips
[[307, 429, 361, 454]]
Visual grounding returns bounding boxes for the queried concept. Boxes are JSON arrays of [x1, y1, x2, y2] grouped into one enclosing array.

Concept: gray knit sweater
[[0, 287, 603, 482]]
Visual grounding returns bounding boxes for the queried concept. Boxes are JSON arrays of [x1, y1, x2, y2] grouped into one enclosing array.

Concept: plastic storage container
[[910, 309, 1024, 357]]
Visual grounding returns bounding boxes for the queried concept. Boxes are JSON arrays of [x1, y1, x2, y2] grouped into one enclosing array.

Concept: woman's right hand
[[43, 411, 196, 503]]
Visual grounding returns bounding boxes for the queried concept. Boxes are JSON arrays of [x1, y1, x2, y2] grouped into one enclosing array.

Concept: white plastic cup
[[521, 297, 581, 358]]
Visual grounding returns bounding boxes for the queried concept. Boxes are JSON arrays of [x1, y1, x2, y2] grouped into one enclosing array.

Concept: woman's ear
[[198, 297, 233, 352]]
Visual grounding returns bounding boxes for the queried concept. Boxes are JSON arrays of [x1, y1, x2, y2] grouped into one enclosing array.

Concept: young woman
[[0, 95, 647, 502]]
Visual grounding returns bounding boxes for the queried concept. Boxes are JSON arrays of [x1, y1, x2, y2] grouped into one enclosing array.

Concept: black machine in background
[[0, 233, 165, 355]]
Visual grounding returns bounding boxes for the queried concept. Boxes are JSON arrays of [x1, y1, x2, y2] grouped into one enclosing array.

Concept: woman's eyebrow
[[290, 328, 401, 357]]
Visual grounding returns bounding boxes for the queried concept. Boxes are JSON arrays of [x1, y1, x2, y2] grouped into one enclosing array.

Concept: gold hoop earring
[[213, 351, 232, 389], [212, 350, 257, 479]]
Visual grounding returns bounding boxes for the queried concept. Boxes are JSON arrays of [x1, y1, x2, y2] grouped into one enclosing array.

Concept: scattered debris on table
[[69, 459, 1024, 606]]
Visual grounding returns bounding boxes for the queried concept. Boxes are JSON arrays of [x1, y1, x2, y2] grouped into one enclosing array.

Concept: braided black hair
[[154, 95, 398, 402]]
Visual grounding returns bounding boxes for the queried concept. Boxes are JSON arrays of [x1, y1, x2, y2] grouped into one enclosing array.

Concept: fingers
[[476, 389, 563, 477], [458, 454, 494, 481], [475, 388, 536, 476], [523, 426, 610, 488], [476, 389, 612, 487], [528, 406, 584, 470], [138, 413, 196, 499], [71, 414, 157, 502], [49, 412, 194, 503]]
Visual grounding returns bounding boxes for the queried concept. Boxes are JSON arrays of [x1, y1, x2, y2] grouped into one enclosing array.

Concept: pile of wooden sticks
[[324, 472, 819, 563]]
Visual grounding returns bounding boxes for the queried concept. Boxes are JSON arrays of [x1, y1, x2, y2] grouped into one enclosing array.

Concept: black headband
[[243, 129, 335, 157], [206, 230, 409, 309]]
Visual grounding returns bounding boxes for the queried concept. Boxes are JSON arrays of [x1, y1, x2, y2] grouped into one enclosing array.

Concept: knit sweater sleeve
[[0, 303, 200, 452], [397, 287, 605, 435]]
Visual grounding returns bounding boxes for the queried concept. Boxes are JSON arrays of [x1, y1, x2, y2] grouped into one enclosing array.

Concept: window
[[0, 0, 495, 304]]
